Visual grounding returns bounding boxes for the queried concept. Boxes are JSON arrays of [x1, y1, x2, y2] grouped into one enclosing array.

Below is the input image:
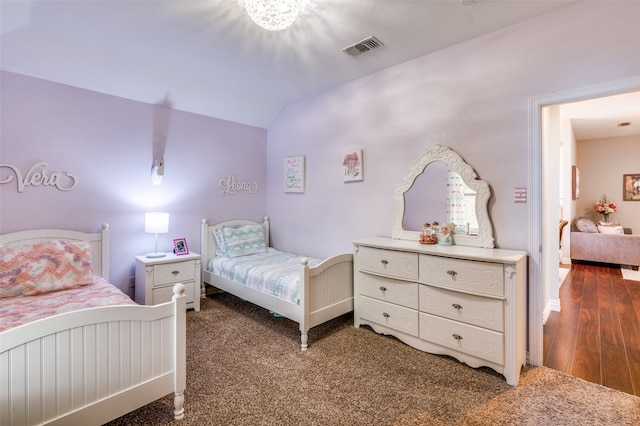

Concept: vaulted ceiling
[[2, 1, 637, 139], [2, 0, 580, 128]]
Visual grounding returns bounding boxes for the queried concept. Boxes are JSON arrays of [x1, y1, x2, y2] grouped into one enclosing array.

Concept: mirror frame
[[392, 145, 495, 248]]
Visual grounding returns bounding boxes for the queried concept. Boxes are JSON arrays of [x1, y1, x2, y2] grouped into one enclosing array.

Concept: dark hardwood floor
[[544, 262, 640, 396]]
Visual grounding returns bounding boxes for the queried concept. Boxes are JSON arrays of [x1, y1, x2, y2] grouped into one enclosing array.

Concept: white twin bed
[[0, 225, 186, 425], [200, 217, 354, 349]]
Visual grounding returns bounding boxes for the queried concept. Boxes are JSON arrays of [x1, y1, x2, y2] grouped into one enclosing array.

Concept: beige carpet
[[107, 293, 640, 426]]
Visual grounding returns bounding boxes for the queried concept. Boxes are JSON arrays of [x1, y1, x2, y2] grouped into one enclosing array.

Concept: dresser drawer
[[153, 281, 195, 305], [357, 246, 418, 280], [419, 255, 504, 297], [360, 296, 419, 337], [153, 260, 195, 287], [419, 285, 504, 332], [420, 313, 504, 364], [359, 272, 418, 309]]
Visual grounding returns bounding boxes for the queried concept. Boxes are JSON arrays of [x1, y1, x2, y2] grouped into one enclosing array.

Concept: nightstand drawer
[[153, 281, 195, 305], [153, 260, 195, 287]]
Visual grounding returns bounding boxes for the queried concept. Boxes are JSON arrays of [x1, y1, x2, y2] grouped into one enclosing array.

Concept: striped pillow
[[0, 240, 93, 298], [221, 224, 267, 258], [212, 228, 229, 256]]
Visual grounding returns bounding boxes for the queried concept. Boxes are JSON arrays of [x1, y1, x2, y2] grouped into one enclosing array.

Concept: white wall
[[266, 2, 640, 261]]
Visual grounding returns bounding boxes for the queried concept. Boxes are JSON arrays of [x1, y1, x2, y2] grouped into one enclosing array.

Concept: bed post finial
[[201, 218, 208, 225], [101, 223, 109, 230]]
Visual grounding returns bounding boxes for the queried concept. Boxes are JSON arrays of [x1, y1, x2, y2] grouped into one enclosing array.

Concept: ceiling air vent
[[342, 36, 384, 57]]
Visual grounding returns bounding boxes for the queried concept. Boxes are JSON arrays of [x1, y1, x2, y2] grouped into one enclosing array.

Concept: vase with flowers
[[594, 193, 617, 224]]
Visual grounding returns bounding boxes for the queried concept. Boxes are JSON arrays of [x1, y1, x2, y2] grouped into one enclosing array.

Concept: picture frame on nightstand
[[173, 238, 189, 255]]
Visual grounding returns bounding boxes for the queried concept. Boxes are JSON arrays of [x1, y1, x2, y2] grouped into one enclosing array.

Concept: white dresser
[[354, 237, 527, 386], [135, 252, 201, 311]]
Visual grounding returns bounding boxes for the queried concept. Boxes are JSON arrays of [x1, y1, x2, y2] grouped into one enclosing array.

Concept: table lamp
[[145, 212, 169, 258]]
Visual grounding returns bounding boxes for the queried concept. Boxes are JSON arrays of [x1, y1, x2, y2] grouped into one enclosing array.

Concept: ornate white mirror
[[392, 145, 495, 248]]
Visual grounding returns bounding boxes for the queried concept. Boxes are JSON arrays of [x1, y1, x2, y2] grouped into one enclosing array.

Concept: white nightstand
[[135, 252, 201, 311]]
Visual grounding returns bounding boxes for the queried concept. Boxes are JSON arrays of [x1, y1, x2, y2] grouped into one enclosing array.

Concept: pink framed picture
[[173, 238, 189, 255]]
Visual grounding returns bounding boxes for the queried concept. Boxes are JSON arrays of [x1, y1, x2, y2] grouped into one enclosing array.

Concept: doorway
[[527, 75, 640, 367]]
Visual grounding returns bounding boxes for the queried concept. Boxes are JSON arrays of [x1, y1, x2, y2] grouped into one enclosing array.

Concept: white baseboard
[[542, 299, 561, 324]]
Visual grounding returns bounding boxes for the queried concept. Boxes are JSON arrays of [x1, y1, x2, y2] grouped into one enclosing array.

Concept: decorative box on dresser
[[135, 252, 201, 311], [353, 237, 527, 386]]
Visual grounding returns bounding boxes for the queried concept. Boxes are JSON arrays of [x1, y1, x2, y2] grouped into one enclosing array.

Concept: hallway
[[544, 262, 640, 396]]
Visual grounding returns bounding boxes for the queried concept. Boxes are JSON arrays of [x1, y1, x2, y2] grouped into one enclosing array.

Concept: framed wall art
[[343, 150, 363, 182], [284, 155, 305, 193], [571, 165, 580, 200], [623, 173, 640, 201]]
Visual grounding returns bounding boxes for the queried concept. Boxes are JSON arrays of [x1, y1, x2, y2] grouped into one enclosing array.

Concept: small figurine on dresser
[[420, 223, 437, 244], [438, 222, 456, 246]]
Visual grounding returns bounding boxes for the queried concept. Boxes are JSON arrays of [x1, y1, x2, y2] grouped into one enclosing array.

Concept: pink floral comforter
[[0, 276, 135, 332]]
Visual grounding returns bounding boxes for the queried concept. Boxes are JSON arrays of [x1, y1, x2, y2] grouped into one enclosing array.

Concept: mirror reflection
[[403, 162, 479, 235]]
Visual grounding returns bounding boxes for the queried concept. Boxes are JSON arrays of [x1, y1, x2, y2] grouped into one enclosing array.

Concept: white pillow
[[221, 223, 267, 257], [597, 225, 624, 235]]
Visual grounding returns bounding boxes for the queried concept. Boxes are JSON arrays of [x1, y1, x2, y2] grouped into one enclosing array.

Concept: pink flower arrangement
[[594, 194, 617, 222]]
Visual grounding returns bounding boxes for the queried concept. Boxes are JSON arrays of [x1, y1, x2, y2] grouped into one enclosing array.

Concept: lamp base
[[146, 252, 166, 258]]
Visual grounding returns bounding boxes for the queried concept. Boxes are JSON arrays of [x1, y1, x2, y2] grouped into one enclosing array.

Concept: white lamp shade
[[145, 212, 169, 234]]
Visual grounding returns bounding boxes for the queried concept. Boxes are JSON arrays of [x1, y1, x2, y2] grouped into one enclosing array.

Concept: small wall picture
[[173, 238, 189, 255], [572, 165, 580, 200], [623, 173, 640, 201], [343, 150, 363, 182], [284, 155, 305, 193]]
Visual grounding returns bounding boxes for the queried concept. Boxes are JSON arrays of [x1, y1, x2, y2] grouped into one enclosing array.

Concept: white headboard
[[200, 217, 270, 263], [0, 224, 110, 280]]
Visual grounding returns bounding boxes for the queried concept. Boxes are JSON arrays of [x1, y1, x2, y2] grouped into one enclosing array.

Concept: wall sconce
[[145, 212, 169, 258], [151, 159, 164, 185]]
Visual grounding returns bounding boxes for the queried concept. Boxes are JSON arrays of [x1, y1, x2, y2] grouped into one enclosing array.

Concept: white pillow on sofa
[[597, 224, 624, 235]]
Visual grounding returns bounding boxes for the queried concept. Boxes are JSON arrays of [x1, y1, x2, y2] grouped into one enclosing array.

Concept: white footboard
[[304, 254, 354, 328], [0, 285, 186, 426]]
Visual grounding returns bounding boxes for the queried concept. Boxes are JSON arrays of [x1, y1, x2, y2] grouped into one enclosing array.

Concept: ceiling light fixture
[[244, 0, 302, 31]]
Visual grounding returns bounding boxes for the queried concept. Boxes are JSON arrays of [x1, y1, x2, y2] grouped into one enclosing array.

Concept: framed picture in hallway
[[572, 165, 580, 200], [623, 173, 640, 201], [284, 155, 305, 193]]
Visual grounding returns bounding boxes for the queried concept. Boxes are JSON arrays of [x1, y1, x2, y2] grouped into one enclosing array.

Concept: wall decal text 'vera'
[[0, 162, 77, 192], [219, 175, 258, 195]]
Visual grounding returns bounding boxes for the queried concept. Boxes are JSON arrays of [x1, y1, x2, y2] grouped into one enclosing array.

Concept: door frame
[[527, 75, 640, 366]]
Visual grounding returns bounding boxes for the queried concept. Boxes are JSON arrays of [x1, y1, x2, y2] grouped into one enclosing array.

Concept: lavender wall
[[266, 1, 640, 258], [1, 72, 267, 296]]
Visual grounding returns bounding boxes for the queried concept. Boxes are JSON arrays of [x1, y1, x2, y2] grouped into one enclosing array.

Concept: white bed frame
[[200, 217, 354, 350], [0, 224, 187, 426]]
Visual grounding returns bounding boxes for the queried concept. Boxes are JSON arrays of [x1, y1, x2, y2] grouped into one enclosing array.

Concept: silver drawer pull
[[172, 271, 180, 276], [452, 303, 462, 310], [452, 334, 463, 341], [382, 312, 390, 318], [381, 259, 389, 265], [446, 270, 457, 276], [379, 286, 387, 293]]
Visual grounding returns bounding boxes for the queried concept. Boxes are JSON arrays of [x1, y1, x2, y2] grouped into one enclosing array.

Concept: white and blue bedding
[[208, 248, 321, 305]]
